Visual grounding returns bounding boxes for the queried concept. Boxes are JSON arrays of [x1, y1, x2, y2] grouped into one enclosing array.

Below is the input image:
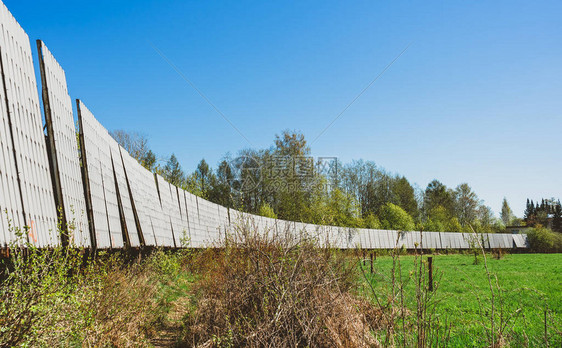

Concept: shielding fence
[[0, 1, 528, 251]]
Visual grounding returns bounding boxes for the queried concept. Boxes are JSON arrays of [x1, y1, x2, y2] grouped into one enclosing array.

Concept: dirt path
[[150, 297, 190, 347]]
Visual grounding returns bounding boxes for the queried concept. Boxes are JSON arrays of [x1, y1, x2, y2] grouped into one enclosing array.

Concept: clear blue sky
[[8, 0, 561, 216]]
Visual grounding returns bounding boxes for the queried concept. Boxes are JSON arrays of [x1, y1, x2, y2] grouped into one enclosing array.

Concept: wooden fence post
[[428, 256, 434, 292]]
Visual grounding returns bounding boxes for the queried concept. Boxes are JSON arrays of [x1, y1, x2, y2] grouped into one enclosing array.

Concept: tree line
[[524, 198, 562, 233], [110, 129, 560, 234]]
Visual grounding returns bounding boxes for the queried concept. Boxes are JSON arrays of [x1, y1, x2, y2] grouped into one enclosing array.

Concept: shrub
[[0, 223, 160, 347], [180, 225, 382, 347], [527, 227, 562, 252], [363, 213, 382, 229], [379, 203, 415, 231], [258, 203, 277, 219]]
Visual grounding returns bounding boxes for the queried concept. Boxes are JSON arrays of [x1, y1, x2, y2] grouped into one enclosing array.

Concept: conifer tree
[[500, 198, 513, 226], [524, 199, 536, 227], [553, 201, 562, 233]]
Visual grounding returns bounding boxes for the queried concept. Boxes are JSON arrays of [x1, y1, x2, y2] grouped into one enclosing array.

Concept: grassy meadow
[[363, 253, 562, 347]]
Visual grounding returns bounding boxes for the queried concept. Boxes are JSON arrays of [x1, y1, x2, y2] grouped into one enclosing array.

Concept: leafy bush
[[0, 224, 160, 347], [527, 226, 562, 252], [379, 203, 415, 231], [258, 203, 277, 219]]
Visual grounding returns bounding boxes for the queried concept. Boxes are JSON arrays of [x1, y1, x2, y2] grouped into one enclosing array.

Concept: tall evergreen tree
[[194, 159, 213, 197], [141, 150, 157, 171], [553, 201, 562, 233], [163, 154, 185, 187], [208, 160, 234, 208], [524, 199, 536, 226]]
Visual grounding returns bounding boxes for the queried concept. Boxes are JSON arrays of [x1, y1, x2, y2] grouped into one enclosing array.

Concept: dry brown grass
[[77, 263, 159, 347], [180, 226, 383, 347]]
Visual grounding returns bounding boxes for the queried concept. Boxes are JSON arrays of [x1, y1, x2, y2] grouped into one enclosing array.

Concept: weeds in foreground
[[2, 217, 559, 347], [361, 231, 449, 348], [0, 221, 177, 347]]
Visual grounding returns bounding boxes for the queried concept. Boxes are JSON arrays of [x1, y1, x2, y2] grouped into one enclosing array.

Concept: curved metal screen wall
[[0, 0, 528, 251]]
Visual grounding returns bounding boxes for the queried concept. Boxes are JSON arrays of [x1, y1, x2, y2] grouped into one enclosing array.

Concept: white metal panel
[[369, 230, 379, 249], [217, 204, 230, 238], [206, 200, 220, 244], [369, 229, 378, 249], [166, 183, 185, 247], [442, 232, 451, 249], [377, 230, 386, 248], [346, 227, 359, 249], [172, 186, 190, 246], [199, 196, 214, 246], [79, 102, 126, 248], [147, 174, 172, 247], [99, 136, 123, 249], [503, 234, 512, 249], [110, 144, 139, 247], [275, 218, 287, 240], [450, 232, 462, 249], [155, 175, 177, 247], [0, 29, 22, 247], [195, 195, 208, 245], [294, 221, 304, 240], [383, 229, 393, 249], [513, 234, 526, 248], [404, 231, 414, 249], [0, 3, 58, 247], [357, 229, 366, 249], [428, 231, 442, 249], [443, 232, 462, 249], [455, 233, 468, 249], [179, 189, 193, 246], [488, 234, 501, 249], [394, 231, 402, 248], [77, 101, 111, 248], [120, 148, 156, 246], [366, 229, 375, 249], [183, 191, 200, 247], [380, 230, 390, 249], [363, 229, 372, 249], [517, 234, 529, 248], [458, 233, 470, 249], [189, 194, 205, 247], [37, 40, 89, 247], [410, 231, 422, 249], [478, 233, 489, 249]]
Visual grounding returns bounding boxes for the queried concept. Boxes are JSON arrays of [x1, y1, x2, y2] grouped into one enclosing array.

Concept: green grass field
[[364, 253, 562, 347]]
